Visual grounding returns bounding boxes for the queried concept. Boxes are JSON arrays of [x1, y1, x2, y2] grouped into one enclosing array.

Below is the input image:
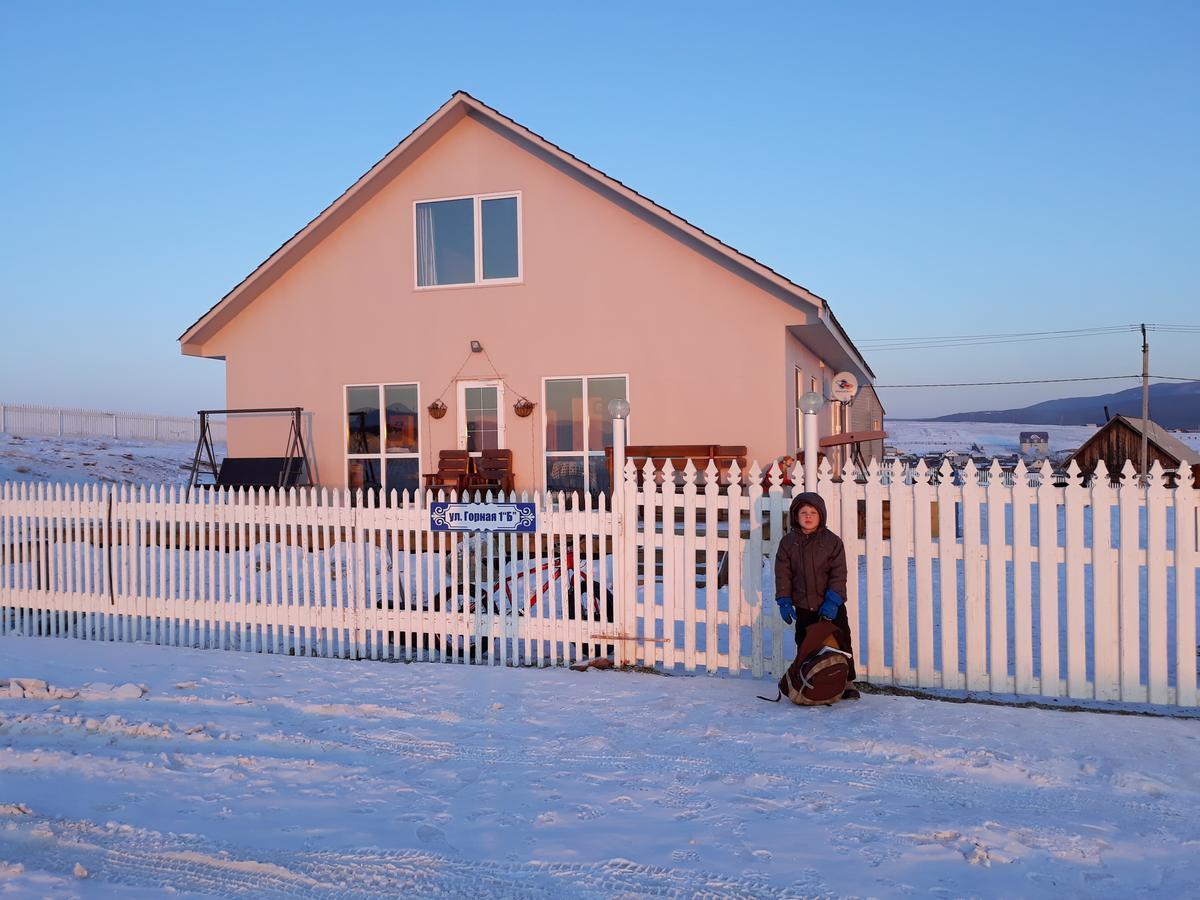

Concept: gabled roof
[[179, 91, 873, 378], [1071, 414, 1200, 467]]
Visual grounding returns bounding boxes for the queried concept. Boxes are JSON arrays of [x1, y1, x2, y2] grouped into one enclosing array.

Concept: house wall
[[848, 384, 886, 464], [784, 332, 827, 458], [200, 115, 839, 490]]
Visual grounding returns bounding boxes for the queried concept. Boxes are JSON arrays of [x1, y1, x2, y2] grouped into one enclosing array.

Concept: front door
[[457, 380, 505, 455]]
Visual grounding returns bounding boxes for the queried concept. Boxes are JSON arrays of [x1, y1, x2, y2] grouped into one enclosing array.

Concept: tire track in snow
[[0, 813, 829, 898]]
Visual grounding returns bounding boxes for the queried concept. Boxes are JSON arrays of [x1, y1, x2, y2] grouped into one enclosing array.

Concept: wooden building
[[1068, 414, 1200, 486]]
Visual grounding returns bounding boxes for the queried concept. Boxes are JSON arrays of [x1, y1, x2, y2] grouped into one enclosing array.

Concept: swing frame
[[186, 407, 312, 491]]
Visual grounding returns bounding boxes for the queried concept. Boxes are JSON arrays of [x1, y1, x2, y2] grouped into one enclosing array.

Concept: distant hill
[[931, 381, 1200, 428]]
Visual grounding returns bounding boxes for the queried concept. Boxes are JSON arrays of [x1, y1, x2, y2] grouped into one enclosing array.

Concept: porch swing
[[186, 407, 313, 491]]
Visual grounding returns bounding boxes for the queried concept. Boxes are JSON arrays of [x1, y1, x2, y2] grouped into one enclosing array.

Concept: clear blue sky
[[2, 1, 1196, 419]]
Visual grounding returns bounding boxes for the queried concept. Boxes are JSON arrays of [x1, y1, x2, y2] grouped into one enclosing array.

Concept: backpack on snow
[[760, 620, 852, 706]]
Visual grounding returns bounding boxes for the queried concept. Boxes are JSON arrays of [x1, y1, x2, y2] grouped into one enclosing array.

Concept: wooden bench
[[605, 444, 748, 489]]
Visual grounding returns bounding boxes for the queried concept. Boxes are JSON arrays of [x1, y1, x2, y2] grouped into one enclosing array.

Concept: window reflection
[[547, 456, 585, 494], [544, 375, 627, 496], [384, 385, 419, 453], [386, 458, 419, 496], [346, 384, 420, 495], [545, 379, 583, 452], [482, 197, 519, 280], [415, 199, 474, 286], [347, 386, 380, 454]]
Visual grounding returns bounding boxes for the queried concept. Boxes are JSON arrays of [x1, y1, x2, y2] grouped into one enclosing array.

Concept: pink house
[[179, 92, 878, 495]]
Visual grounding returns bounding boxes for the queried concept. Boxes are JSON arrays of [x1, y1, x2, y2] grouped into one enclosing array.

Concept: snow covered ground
[[883, 421, 1100, 458], [0, 434, 214, 485], [0, 426, 1192, 487], [2, 637, 1198, 898]]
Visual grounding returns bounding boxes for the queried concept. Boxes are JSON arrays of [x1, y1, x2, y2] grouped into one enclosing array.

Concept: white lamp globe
[[608, 398, 630, 419], [800, 391, 825, 415]]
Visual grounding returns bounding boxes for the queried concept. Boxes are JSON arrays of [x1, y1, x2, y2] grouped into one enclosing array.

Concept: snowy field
[[887, 419, 1200, 459], [883, 421, 1100, 457], [0, 434, 214, 485], [1, 425, 1195, 487], [2, 638, 1199, 898]]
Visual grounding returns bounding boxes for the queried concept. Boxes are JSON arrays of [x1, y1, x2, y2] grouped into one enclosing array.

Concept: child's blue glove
[[819, 589, 844, 621], [775, 597, 795, 625]]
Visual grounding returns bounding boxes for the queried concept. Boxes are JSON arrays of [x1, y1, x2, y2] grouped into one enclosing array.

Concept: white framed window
[[794, 366, 804, 453], [345, 383, 421, 496], [414, 192, 521, 288], [543, 374, 628, 496]]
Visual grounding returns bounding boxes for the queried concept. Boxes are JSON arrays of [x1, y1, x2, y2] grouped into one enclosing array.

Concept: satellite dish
[[831, 372, 859, 403]]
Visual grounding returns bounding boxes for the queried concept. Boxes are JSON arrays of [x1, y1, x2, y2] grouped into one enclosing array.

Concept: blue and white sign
[[430, 501, 537, 533]]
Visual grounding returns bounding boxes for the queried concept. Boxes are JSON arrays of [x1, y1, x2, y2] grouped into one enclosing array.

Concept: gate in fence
[[1, 455, 1197, 709]]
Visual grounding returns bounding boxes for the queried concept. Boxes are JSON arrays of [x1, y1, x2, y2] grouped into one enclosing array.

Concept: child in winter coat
[[773, 491, 859, 699]]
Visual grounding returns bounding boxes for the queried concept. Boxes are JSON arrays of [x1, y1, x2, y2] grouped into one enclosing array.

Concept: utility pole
[[1141, 323, 1149, 481]]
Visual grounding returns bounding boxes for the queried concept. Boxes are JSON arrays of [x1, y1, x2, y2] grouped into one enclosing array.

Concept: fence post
[[611, 413, 628, 663], [58, 410, 64, 437]]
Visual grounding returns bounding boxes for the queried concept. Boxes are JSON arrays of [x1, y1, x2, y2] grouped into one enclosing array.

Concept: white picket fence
[[0, 483, 616, 667], [1, 455, 1197, 708], [0, 402, 223, 444]]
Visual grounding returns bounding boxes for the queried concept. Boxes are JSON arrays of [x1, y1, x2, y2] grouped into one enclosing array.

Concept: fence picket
[[889, 461, 913, 686], [1089, 463, 1118, 700], [1010, 463, 1035, 693], [726, 463, 744, 675], [1036, 462, 1061, 697], [1117, 462, 1142, 701], [864, 461, 886, 682], [681, 461, 698, 672], [838, 465, 861, 683], [936, 461, 961, 689], [961, 461, 987, 692], [1145, 465, 1169, 704], [911, 462, 935, 687], [746, 463, 765, 679], [985, 461, 1010, 694], [766, 463, 788, 678], [1175, 475, 1198, 707], [1063, 463, 1088, 698]]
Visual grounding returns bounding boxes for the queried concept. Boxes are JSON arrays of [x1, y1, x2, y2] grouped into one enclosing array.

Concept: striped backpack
[[761, 620, 852, 706]]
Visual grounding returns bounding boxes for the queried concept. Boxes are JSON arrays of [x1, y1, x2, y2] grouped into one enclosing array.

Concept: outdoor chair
[[468, 448, 515, 496], [423, 450, 471, 495]]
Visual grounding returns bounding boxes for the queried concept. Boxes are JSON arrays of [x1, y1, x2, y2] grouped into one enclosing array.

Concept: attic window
[[415, 193, 520, 287]]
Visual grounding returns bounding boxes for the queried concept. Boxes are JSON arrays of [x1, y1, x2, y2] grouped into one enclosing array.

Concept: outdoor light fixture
[[470, 340, 483, 353], [608, 398, 630, 419], [800, 391, 826, 415]]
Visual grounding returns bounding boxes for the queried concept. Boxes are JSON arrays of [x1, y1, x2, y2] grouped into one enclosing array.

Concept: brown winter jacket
[[774, 492, 848, 612]]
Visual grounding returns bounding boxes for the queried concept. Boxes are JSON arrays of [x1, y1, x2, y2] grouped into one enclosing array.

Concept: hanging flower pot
[[513, 397, 535, 418], [428, 399, 447, 419]]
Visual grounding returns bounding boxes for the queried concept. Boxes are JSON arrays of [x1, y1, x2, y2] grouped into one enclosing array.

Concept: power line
[[875, 375, 1142, 389], [859, 324, 1135, 348], [858, 323, 1199, 353], [862, 332, 1137, 352]]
